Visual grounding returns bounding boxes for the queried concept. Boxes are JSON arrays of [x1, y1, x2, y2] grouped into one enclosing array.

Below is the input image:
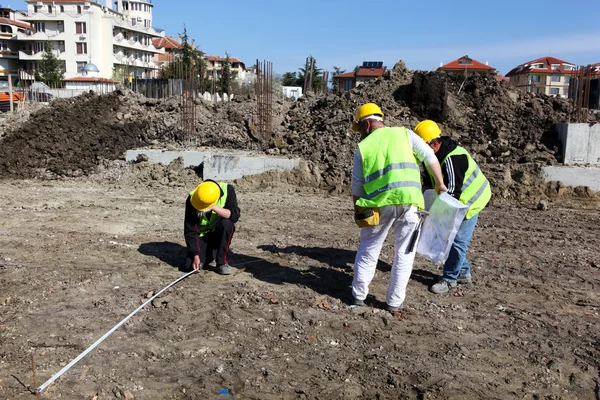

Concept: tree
[[159, 26, 207, 86], [281, 72, 297, 86], [219, 52, 238, 95], [331, 66, 345, 92], [35, 42, 64, 87]]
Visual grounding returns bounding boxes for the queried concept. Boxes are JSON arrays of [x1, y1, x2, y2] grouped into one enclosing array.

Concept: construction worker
[[351, 103, 447, 312], [414, 120, 492, 294], [184, 180, 240, 275]]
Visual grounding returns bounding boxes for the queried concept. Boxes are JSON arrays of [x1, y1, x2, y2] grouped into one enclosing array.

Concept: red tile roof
[[0, 17, 31, 29], [64, 77, 117, 83], [206, 55, 242, 64], [356, 67, 386, 77], [496, 74, 509, 82], [334, 67, 386, 79], [506, 56, 577, 77], [334, 71, 355, 78], [439, 56, 494, 71], [152, 36, 183, 50]]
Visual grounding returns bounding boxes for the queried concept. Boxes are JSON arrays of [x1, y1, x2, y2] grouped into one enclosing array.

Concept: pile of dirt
[[0, 62, 595, 202], [278, 62, 593, 200]]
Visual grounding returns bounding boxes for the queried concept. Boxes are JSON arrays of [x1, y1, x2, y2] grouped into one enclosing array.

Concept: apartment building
[[15, 0, 165, 81], [438, 55, 495, 76], [0, 8, 31, 79], [506, 56, 576, 97]]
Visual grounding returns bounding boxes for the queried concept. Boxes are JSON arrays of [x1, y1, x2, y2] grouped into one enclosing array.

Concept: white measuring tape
[[35, 270, 197, 395]]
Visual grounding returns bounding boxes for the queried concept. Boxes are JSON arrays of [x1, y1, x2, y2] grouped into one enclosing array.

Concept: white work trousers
[[352, 204, 419, 308]]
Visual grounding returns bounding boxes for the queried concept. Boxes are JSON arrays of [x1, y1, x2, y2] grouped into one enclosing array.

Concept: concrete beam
[[543, 166, 600, 191], [125, 149, 301, 181]]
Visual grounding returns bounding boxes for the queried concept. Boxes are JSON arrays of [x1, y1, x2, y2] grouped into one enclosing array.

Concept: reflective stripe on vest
[[356, 127, 424, 209], [189, 182, 228, 237], [441, 146, 491, 219]]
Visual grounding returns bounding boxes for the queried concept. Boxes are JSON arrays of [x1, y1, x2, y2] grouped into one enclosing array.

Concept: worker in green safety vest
[[414, 119, 492, 294], [350, 103, 447, 312], [184, 180, 240, 275]]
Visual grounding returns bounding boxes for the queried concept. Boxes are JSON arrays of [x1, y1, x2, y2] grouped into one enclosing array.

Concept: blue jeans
[[442, 213, 479, 282]]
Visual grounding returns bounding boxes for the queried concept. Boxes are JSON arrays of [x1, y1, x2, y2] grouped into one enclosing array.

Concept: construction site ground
[[1, 177, 599, 400]]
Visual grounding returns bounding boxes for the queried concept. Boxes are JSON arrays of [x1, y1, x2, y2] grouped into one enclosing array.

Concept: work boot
[[457, 275, 472, 285], [216, 263, 232, 275], [429, 279, 457, 294], [352, 297, 365, 306], [385, 303, 403, 313]]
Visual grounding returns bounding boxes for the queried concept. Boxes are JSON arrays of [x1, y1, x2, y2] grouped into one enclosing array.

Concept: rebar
[[255, 59, 273, 147]]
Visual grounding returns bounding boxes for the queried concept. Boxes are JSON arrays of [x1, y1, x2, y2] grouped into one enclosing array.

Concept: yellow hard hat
[[190, 181, 221, 211], [414, 120, 442, 143], [352, 103, 384, 132]]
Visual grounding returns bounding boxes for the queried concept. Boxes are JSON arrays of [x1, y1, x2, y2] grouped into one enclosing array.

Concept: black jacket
[[184, 183, 240, 255], [423, 136, 470, 200]]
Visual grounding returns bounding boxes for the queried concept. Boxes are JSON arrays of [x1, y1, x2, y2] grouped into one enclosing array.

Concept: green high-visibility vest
[[355, 127, 424, 209], [440, 146, 491, 219], [190, 182, 228, 237]]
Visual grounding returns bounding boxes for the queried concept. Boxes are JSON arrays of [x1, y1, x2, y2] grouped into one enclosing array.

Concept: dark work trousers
[[185, 218, 235, 271]]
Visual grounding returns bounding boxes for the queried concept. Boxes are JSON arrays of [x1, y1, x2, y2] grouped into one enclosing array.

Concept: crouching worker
[[414, 120, 491, 294], [184, 180, 240, 275]]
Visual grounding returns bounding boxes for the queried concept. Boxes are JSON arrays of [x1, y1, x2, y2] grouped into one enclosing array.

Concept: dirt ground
[[1, 176, 599, 400]]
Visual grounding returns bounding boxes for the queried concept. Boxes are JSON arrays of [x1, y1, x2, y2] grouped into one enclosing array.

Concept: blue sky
[[12, 0, 600, 76]]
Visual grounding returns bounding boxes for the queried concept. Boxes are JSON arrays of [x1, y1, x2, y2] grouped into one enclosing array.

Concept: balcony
[[19, 49, 63, 61], [16, 31, 65, 41], [0, 51, 19, 59], [113, 35, 162, 53]]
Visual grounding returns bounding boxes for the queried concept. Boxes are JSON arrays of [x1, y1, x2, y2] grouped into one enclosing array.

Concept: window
[[344, 80, 353, 91], [60, 6, 64, 12], [533, 87, 542, 94], [33, 5, 40, 13], [551, 75, 560, 82], [550, 88, 559, 95], [0, 25, 11, 33], [563, 88, 569, 95], [48, 5, 53, 13], [77, 61, 87, 73], [551, 64, 560, 69], [564, 77, 570, 84], [57, 21, 64, 33], [75, 22, 87, 34], [33, 22, 45, 32], [77, 5, 82, 14], [531, 75, 540, 82], [131, 18, 136, 25], [0, 41, 8, 52], [76, 42, 87, 54]]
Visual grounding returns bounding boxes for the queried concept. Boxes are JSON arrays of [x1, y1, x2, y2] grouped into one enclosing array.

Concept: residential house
[[15, 0, 165, 81], [333, 61, 386, 92], [438, 55, 495, 76], [0, 8, 31, 79], [505, 56, 577, 97], [205, 55, 247, 82], [152, 36, 183, 70]]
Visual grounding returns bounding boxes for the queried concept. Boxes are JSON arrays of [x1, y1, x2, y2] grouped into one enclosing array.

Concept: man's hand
[[199, 207, 213, 219], [192, 255, 201, 271], [435, 182, 448, 194]]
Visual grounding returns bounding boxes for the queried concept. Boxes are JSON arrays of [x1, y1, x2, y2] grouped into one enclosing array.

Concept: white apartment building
[[0, 8, 31, 79], [15, 0, 165, 81]]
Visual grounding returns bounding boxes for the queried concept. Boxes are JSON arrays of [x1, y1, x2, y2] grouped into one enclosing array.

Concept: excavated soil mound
[[0, 62, 595, 202], [0, 92, 151, 178]]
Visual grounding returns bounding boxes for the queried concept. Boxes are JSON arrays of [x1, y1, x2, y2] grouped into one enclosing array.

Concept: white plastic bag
[[416, 190, 468, 266]]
